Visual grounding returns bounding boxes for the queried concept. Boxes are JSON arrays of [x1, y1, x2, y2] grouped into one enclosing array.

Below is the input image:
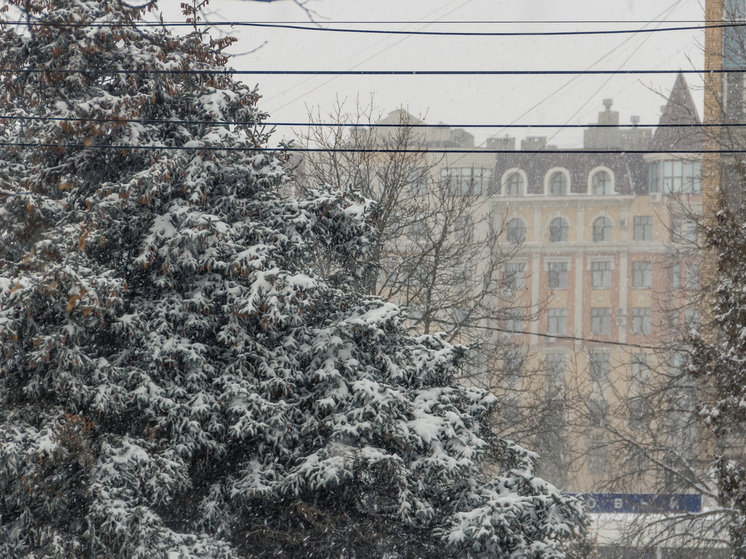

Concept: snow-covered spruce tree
[[0, 2, 587, 557], [690, 201, 746, 559]]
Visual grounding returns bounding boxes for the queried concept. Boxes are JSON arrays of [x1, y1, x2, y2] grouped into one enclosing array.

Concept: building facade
[[368, 79, 705, 512]]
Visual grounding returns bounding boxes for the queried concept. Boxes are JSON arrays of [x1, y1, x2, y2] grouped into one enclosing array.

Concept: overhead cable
[[0, 115, 722, 128], [1, 68, 739, 76], [22, 20, 746, 36], [0, 143, 739, 154], [465, 324, 663, 350]]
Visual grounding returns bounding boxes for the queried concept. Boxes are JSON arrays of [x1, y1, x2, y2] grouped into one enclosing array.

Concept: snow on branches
[[0, 2, 586, 558]]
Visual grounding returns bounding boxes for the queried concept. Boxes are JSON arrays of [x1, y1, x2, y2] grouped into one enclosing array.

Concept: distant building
[[490, 74, 702, 493], [370, 75, 708, 558]]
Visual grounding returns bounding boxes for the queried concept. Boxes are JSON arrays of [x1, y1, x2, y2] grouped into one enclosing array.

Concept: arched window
[[549, 218, 569, 242], [506, 218, 526, 244], [592, 170, 612, 195], [505, 172, 524, 197], [593, 217, 612, 242], [549, 172, 567, 196]]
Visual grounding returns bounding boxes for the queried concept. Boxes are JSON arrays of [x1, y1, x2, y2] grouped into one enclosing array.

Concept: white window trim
[[504, 216, 528, 243], [500, 168, 529, 197], [506, 258, 529, 268], [544, 257, 572, 271], [590, 212, 615, 243], [545, 213, 572, 241], [544, 167, 571, 196], [586, 256, 616, 271], [587, 166, 616, 195]]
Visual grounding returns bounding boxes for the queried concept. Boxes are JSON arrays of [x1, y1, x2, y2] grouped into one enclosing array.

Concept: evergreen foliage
[[690, 204, 746, 559], [0, 2, 586, 557]]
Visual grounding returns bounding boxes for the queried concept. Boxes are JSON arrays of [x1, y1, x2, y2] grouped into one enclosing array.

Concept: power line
[[22, 20, 746, 36], [0, 143, 736, 154], [112, 20, 746, 24], [472, 0, 682, 204], [465, 324, 663, 350], [0, 115, 722, 128], [0, 68, 733, 76], [263, 0, 475, 113], [0, 68, 746, 77]]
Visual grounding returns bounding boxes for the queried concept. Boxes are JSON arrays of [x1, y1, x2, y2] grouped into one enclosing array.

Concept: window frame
[[504, 262, 526, 291], [549, 217, 569, 242], [633, 216, 653, 241], [454, 215, 474, 242], [591, 169, 612, 195], [547, 169, 569, 196], [685, 263, 700, 290], [591, 261, 612, 289], [592, 216, 613, 242], [503, 308, 524, 334], [589, 351, 611, 384], [547, 308, 568, 336], [631, 307, 652, 335], [502, 170, 525, 197], [632, 261, 653, 289], [548, 261, 569, 289], [591, 308, 611, 335], [506, 218, 526, 244]]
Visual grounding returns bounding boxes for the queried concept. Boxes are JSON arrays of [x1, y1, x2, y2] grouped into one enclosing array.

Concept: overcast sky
[[154, 0, 706, 148]]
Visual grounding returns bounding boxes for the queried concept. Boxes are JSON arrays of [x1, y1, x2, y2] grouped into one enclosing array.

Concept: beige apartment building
[[374, 74, 703, 500]]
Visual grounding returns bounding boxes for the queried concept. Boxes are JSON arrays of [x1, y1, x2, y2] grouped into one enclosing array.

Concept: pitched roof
[[651, 73, 702, 151]]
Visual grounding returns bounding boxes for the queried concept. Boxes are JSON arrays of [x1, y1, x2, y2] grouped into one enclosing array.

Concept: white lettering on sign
[[614, 498, 623, 509]]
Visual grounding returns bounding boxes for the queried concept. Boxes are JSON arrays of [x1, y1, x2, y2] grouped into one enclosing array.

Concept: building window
[[506, 218, 526, 244], [408, 170, 428, 197], [587, 429, 607, 472], [671, 216, 697, 244], [504, 262, 525, 291], [633, 216, 653, 241], [589, 351, 611, 383], [666, 309, 681, 334], [501, 397, 521, 428], [591, 261, 612, 289], [632, 261, 652, 289], [454, 215, 474, 242], [505, 172, 524, 196], [629, 354, 651, 430], [649, 161, 660, 192], [546, 353, 566, 398], [685, 264, 699, 290], [465, 349, 489, 380], [548, 262, 568, 289], [549, 217, 569, 242], [504, 353, 524, 386], [592, 217, 612, 242], [452, 267, 472, 289], [672, 263, 681, 288], [631, 307, 652, 335], [472, 168, 493, 194], [407, 221, 427, 241], [661, 160, 702, 194], [549, 171, 567, 196], [591, 308, 611, 335], [684, 309, 699, 330], [547, 308, 567, 336], [592, 170, 612, 195], [503, 308, 523, 334], [441, 167, 493, 195]]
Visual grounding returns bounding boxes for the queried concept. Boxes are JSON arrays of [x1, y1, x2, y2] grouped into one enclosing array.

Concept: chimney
[[597, 99, 619, 126]]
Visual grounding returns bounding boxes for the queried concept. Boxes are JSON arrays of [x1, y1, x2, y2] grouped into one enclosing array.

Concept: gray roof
[[651, 73, 702, 151]]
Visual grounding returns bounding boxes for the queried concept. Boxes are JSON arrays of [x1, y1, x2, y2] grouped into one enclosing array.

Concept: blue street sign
[[569, 493, 701, 514]]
